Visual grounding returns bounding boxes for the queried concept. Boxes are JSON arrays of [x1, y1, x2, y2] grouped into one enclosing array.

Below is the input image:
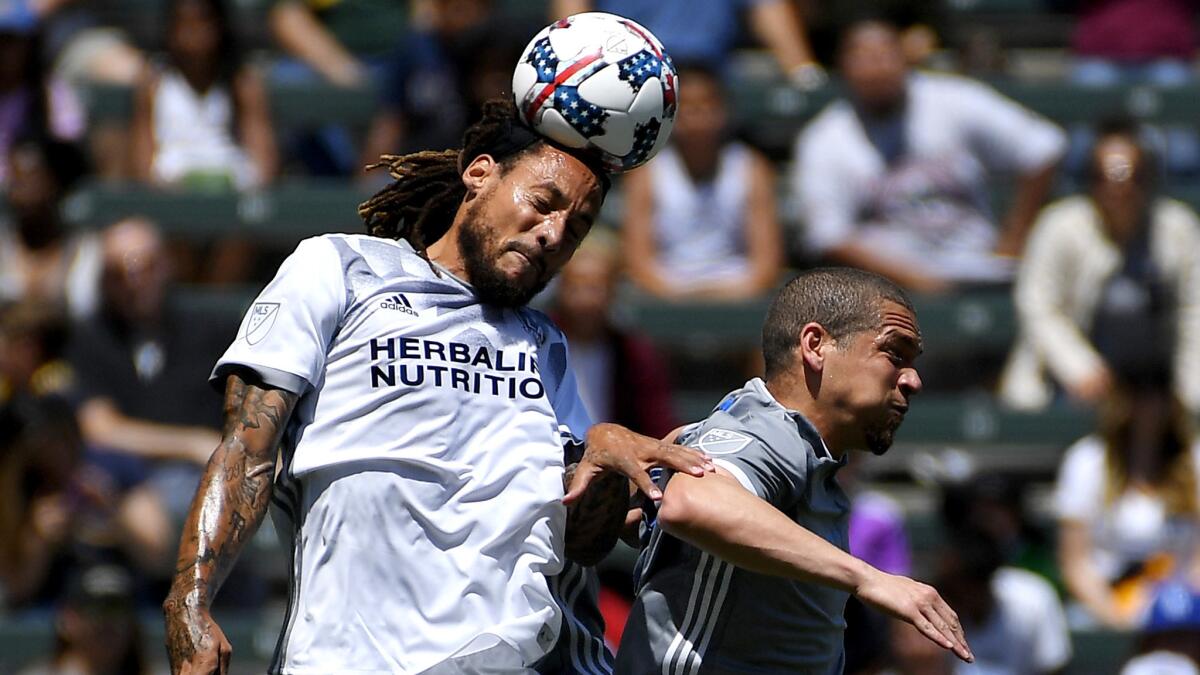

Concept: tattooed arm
[[562, 423, 714, 566], [563, 464, 628, 566], [162, 372, 298, 674]]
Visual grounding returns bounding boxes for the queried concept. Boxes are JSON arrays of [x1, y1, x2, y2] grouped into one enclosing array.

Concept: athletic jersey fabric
[[617, 378, 851, 675], [212, 234, 592, 674], [536, 562, 614, 675]]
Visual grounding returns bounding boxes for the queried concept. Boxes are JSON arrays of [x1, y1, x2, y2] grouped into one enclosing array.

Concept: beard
[[457, 203, 550, 309], [863, 410, 903, 456]]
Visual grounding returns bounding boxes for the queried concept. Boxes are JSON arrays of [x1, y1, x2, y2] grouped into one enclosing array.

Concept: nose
[[898, 368, 922, 398], [535, 214, 566, 252]]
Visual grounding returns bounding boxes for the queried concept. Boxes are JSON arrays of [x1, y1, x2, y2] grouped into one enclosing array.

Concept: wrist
[[848, 557, 880, 595]]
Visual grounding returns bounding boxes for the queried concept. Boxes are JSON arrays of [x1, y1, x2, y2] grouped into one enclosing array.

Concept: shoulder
[[799, 100, 857, 146], [912, 71, 1005, 104], [1058, 435, 1107, 483], [992, 567, 1062, 617], [1032, 196, 1097, 236], [1153, 198, 1200, 233], [516, 306, 567, 348]]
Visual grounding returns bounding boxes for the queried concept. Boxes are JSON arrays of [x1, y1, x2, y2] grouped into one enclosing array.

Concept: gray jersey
[[616, 378, 851, 675]]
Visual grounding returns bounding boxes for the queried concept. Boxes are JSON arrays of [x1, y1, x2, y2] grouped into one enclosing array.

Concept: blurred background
[[2, 0, 1200, 673]]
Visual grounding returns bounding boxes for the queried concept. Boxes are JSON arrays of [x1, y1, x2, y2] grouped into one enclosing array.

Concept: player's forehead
[[873, 300, 922, 352], [509, 144, 604, 211]]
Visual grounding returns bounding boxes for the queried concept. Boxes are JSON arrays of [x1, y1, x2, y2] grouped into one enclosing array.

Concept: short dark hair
[[761, 267, 914, 379]]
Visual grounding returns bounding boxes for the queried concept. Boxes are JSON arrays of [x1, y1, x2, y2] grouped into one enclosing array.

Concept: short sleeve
[[793, 110, 864, 254], [681, 420, 808, 510], [542, 329, 593, 451], [953, 79, 1066, 173], [1054, 435, 1107, 523], [211, 237, 348, 395]]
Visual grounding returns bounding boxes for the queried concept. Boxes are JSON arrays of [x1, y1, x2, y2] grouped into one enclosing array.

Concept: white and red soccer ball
[[513, 12, 678, 173]]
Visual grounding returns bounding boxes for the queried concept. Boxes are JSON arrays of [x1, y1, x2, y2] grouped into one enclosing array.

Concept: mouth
[[509, 249, 545, 278]]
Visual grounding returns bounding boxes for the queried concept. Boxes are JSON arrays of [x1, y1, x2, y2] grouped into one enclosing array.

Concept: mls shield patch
[[695, 428, 753, 456], [245, 302, 280, 345]]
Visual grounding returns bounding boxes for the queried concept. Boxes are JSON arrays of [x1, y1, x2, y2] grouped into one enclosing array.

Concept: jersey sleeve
[[211, 237, 349, 395], [680, 419, 809, 510], [542, 328, 593, 452]]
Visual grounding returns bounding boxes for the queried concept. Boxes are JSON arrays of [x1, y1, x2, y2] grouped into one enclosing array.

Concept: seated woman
[[131, 0, 276, 191], [621, 63, 783, 301], [1000, 118, 1200, 413], [1055, 376, 1200, 629]]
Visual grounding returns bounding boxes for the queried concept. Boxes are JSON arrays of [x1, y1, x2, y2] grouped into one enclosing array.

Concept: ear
[[461, 153, 499, 195], [798, 322, 832, 373]]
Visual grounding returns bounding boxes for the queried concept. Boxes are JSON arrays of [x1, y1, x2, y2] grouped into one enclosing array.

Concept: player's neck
[[765, 374, 845, 458], [426, 225, 471, 283]]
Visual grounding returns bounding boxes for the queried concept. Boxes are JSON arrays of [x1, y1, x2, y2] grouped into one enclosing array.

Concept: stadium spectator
[[0, 15, 85, 187], [268, 0, 408, 88], [622, 64, 783, 300], [268, 0, 409, 175], [0, 396, 171, 609], [0, 301, 70, 399], [15, 564, 151, 675], [0, 134, 100, 318], [934, 532, 1072, 675], [361, 0, 527, 171], [67, 218, 234, 517], [1055, 379, 1200, 629], [791, 18, 1065, 292], [999, 119, 1200, 413], [550, 0, 826, 88], [550, 230, 677, 438], [1057, 0, 1200, 174], [941, 473, 1060, 589], [879, 617, 955, 675], [131, 0, 277, 191], [1120, 581, 1200, 675]]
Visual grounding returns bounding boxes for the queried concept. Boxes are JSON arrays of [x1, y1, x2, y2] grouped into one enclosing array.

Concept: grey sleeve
[[682, 421, 808, 510]]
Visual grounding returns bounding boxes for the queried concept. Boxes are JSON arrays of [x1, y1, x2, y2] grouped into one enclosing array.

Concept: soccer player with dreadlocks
[[161, 98, 715, 675]]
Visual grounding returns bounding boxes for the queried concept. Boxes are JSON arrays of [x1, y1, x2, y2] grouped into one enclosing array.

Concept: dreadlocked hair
[[358, 98, 540, 259]]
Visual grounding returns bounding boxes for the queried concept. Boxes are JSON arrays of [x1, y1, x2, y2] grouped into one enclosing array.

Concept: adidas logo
[[380, 293, 419, 316]]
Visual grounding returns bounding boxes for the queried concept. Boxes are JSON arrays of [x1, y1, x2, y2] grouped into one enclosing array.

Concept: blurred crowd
[[2, 0, 1200, 673]]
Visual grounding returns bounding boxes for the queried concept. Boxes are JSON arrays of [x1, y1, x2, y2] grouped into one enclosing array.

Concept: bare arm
[[697, 151, 783, 300], [359, 112, 407, 177], [130, 68, 159, 184], [163, 374, 298, 674], [78, 398, 221, 465], [268, 0, 365, 86], [995, 162, 1058, 258], [620, 166, 684, 299], [824, 241, 953, 295], [233, 68, 279, 186], [658, 469, 974, 663], [550, 0, 590, 19], [746, 0, 819, 75], [563, 463, 628, 566], [1058, 519, 1130, 628]]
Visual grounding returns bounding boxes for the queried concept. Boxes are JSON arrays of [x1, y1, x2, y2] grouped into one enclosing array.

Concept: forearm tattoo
[[163, 374, 296, 666], [564, 467, 629, 566]]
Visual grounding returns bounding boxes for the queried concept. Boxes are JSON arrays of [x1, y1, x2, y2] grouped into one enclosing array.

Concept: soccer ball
[[512, 12, 678, 173]]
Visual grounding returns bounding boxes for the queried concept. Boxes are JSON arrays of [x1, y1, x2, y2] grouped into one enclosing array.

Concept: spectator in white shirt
[[1055, 380, 1200, 629], [791, 18, 1065, 292], [1000, 119, 1200, 413]]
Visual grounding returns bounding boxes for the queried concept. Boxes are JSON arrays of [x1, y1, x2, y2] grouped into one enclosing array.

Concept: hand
[[1067, 366, 1114, 405], [564, 423, 715, 504], [163, 593, 233, 674], [854, 568, 974, 664], [30, 495, 72, 544]]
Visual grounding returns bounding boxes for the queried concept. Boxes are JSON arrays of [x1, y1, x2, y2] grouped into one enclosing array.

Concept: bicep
[[219, 371, 299, 463]]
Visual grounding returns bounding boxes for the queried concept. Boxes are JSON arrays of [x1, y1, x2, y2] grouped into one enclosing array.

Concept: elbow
[[656, 482, 702, 537]]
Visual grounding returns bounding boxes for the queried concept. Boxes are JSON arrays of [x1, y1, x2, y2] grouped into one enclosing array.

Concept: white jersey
[[212, 234, 592, 674]]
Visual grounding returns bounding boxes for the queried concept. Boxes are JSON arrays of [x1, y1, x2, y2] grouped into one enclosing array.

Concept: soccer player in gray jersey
[[617, 268, 975, 674], [162, 99, 712, 675]]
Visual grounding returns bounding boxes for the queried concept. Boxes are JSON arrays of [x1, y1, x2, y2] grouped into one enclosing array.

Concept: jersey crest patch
[[695, 428, 753, 455], [245, 302, 280, 345]]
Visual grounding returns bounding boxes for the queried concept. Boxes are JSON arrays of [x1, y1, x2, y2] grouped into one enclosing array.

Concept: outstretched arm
[[163, 373, 298, 674], [658, 469, 974, 664]]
